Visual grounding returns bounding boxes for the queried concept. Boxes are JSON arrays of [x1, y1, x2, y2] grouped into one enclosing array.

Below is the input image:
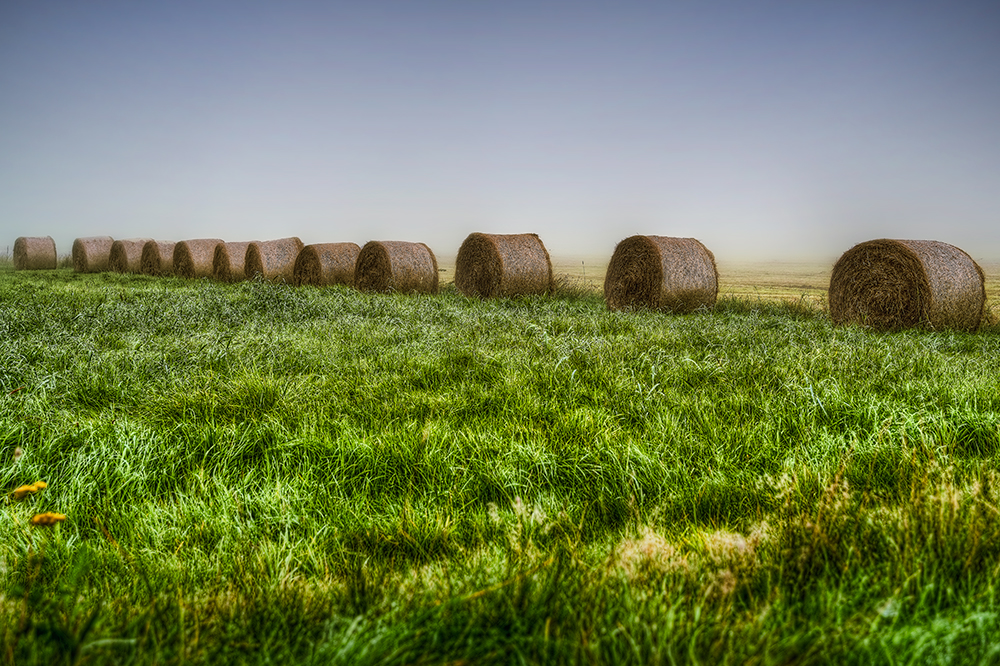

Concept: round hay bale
[[454, 232, 553, 298], [244, 237, 304, 283], [293, 242, 361, 287], [355, 241, 439, 294], [109, 238, 153, 273], [173, 239, 223, 279], [72, 236, 115, 273], [604, 235, 718, 313], [13, 236, 57, 270], [140, 241, 176, 276], [213, 241, 256, 282], [829, 238, 986, 332]]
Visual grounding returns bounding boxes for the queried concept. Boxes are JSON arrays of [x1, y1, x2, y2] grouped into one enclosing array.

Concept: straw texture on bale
[[828, 238, 986, 332], [13, 236, 57, 270], [213, 241, 256, 282], [604, 235, 718, 313], [244, 237, 304, 283], [140, 241, 176, 276], [293, 242, 361, 287], [455, 232, 553, 298], [173, 239, 224, 279], [109, 238, 153, 273], [72, 236, 115, 273], [355, 241, 439, 294]]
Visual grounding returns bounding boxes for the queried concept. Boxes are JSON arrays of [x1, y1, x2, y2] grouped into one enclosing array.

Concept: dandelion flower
[[12, 485, 36, 500], [30, 512, 66, 527], [11, 482, 45, 501]]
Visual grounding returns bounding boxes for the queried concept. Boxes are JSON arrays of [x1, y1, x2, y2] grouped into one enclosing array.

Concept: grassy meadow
[[2, 257, 1000, 664]]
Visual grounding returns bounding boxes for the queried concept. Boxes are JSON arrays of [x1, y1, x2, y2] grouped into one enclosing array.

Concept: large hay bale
[[244, 237, 304, 283], [173, 239, 224, 279], [13, 236, 57, 270], [604, 235, 718, 313], [140, 241, 176, 276], [355, 241, 439, 294], [454, 232, 553, 298], [72, 236, 115, 273], [293, 242, 361, 287], [828, 238, 986, 332], [213, 241, 256, 282], [109, 238, 153, 273]]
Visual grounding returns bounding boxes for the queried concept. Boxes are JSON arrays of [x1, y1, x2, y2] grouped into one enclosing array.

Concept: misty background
[[2, 1, 998, 263]]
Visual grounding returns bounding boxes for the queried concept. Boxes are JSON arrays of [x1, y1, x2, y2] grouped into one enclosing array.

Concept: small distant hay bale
[[13, 236, 57, 270], [213, 241, 256, 282], [293, 242, 361, 287], [244, 237, 304, 283], [604, 235, 718, 312], [454, 232, 553, 298], [355, 241, 439, 294], [173, 239, 224, 279], [829, 238, 986, 332], [109, 238, 153, 273], [140, 241, 176, 276], [72, 236, 115, 273]]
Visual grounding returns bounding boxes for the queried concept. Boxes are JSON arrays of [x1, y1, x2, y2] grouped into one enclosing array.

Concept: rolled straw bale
[[293, 242, 361, 287], [109, 238, 153, 273], [604, 235, 718, 313], [213, 241, 256, 282], [72, 236, 115, 273], [140, 241, 176, 276], [173, 239, 223, 279], [828, 238, 986, 332], [455, 232, 553, 298], [13, 236, 57, 270], [244, 237, 304, 283], [355, 240, 439, 294]]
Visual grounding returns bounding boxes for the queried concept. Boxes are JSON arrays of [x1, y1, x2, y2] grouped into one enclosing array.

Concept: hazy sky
[[2, 1, 999, 262]]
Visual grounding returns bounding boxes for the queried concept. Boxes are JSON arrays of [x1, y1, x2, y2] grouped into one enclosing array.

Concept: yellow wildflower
[[30, 512, 66, 527], [11, 482, 46, 501]]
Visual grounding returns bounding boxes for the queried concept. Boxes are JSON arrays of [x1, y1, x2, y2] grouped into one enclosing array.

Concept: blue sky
[[2, 1, 998, 261]]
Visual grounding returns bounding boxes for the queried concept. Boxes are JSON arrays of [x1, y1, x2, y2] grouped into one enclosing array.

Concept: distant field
[[4, 249, 997, 310], [443, 255, 1000, 313]]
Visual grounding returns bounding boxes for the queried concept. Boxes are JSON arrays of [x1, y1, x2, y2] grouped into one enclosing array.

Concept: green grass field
[[2, 262, 999, 664]]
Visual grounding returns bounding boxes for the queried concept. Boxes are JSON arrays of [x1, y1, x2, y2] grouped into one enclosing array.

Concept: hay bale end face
[[604, 235, 718, 313], [173, 239, 224, 279], [355, 241, 439, 294], [244, 237, 304, 283], [109, 238, 153, 273], [213, 241, 256, 282], [293, 242, 361, 286], [455, 232, 553, 298], [72, 236, 115, 273], [829, 238, 986, 332], [140, 241, 176, 276], [13, 236, 57, 270]]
